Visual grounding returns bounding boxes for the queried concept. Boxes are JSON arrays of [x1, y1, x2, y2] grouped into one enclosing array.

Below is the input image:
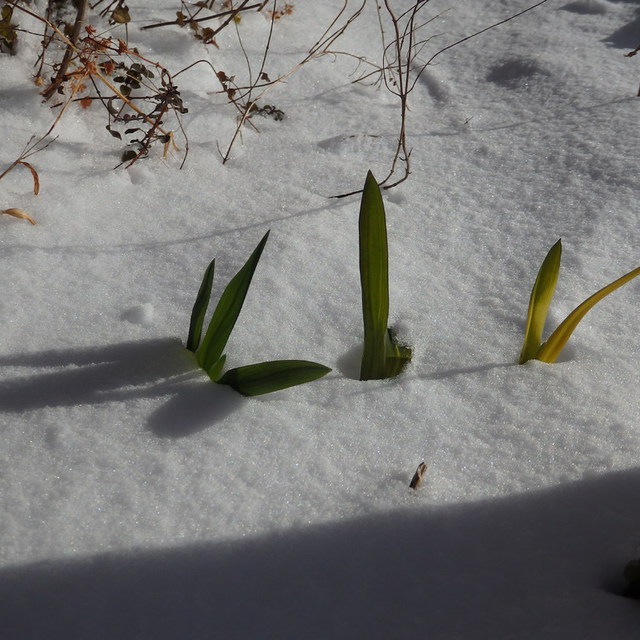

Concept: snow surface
[[1, 0, 639, 637]]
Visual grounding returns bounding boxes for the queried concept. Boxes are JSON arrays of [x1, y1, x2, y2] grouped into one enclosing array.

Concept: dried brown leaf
[[2, 208, 37, 225], [18, 160, 39, 195], [409, 461, 428, 490]]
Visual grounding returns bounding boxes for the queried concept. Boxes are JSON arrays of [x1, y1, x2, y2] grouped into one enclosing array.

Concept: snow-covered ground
[[1, 0, 639, 637]]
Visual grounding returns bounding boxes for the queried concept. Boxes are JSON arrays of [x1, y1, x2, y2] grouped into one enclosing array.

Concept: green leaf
[[218, 360, 331, 396], [205, 354, 226, 382], [519, 239, 562, 364], [186, 258, 215, 352], [536, 265, 640, 363], [196, 231, 270, 371], [359, 171, 390, 380]]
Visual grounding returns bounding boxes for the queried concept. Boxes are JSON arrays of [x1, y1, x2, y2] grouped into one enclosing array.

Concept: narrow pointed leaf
[[218, 360, 331, 396], [536, 265, 640, 363], [519, 239, 562, 364], [206, 354, 226, 382], [186, 258, 215, 352], [359, 171, 389, 380], [196, 231, 270, 371]]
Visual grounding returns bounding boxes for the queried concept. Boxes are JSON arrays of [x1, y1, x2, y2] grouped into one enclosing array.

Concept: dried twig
[[0, 134, 55, 194], [215, 0, 367, 163], [140, 1, 266, 32], [218, 0, 280, 164], [41, 0, 89, 100], [334, 0, 551, 198]]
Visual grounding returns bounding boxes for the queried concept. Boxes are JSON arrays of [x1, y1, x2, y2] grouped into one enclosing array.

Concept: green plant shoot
[[519, 239, 640, 364], [518, 239, 561, 364], [196, 232, 270, 373], [186, 257, 215, 353], [186, 231, 331, 395], [359, 171, 412, 380]]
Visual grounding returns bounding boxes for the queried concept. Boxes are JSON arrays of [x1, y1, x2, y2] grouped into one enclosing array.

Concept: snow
[[1, 0, 639, 637]]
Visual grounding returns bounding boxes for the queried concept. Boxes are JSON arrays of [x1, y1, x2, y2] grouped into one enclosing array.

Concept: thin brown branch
[[220, 0, 278, 164], [0, 134, 57, 191], [140, 1, 264, 31], [41, 0, 88, 100], [335, 0, 552, 198], [411, 0, 551, 92]]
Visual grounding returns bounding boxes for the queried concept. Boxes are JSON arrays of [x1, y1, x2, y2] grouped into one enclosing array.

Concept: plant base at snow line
[[519, 239, 640, 364], [358, 171, 412, 380], [186, 230, 330, 396]]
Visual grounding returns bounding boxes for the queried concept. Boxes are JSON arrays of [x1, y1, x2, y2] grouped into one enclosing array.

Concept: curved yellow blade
[[536, 265, 640, 363], [518, 240, 562, 364]]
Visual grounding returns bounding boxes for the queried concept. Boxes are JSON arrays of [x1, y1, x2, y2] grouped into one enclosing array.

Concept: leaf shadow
[[0, 338, 243, 436], [146, 380, 242, 438]]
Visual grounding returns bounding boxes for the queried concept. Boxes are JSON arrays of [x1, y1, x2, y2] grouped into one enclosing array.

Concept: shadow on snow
[[1, 469, 640, 639], [0, 338, 243, 437]]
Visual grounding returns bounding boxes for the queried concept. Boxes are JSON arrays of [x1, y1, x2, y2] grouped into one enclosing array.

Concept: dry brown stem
[[215, 0, 367, 164], [140, 1, 266, 32], [334, 0, 551, 198], [0, 134, 55, 194], [41, 0, 89, 100]]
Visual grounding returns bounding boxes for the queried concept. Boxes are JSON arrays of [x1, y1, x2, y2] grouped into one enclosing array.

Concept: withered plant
[[0, 132, 55, 226], [141, 0, 269, 47], [0, 134, 49, 195], [142, 0, 371, 164], [13, 0, 189, 167], [213, 0, 367, 164]]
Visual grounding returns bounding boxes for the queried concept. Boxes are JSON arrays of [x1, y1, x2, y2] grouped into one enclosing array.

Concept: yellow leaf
[[519, 239, 562, 364], [536, 265, 640, 363]]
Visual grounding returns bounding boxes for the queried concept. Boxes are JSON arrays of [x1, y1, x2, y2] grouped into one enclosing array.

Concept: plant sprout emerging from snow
[[359, 171, 412, 380], [518, 239, 640, 364], [186, 230, 331, 395]]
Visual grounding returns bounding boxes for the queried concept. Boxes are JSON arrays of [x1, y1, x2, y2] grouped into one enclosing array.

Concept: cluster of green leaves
[[519, 239, 640, 364], [186, 230, 331, 396], [358, 171, 412, 380], [185, 175, 638, 399]]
